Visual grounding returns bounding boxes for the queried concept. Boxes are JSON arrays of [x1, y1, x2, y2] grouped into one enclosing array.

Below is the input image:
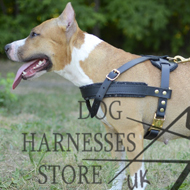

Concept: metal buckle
[[149, 113, 165, 131], [106, 69, 120, 81], [167, 55, 190, 64]]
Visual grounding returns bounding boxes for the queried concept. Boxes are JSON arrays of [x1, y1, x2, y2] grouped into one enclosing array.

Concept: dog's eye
[[30, 32, 39, 38]]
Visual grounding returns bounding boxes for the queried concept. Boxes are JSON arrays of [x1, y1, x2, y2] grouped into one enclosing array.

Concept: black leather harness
[[79, 55, 178, 140]]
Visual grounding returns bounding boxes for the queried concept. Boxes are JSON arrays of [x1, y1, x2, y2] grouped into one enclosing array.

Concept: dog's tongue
[[12, 60, 36, 89]]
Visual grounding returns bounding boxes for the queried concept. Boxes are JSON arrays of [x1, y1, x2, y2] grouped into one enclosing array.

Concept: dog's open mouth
[[13, 58, 51, 89]]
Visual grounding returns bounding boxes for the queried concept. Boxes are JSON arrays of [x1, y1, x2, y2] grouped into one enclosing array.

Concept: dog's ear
[[58, 2, 77, 40]]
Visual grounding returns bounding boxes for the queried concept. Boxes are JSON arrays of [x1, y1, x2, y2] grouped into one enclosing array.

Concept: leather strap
[[89, 56, 153, 117], [80, 56, 173, 140], [80, 82, 172, 100], [150, 56, 178, 72], [156, 62, 170, 118], [143, 129, 160, 140], [144, 60, 170, 139]]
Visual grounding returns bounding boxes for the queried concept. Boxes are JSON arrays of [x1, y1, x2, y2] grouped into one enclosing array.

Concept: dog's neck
[[54, 30, 134, 87]]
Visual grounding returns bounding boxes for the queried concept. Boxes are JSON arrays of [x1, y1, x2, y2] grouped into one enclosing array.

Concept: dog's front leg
[[121, 123, 147, 190], [103, 123, 126, 190]]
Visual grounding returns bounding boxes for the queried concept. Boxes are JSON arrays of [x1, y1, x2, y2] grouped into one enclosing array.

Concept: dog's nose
[[4, 44, 11, 54]]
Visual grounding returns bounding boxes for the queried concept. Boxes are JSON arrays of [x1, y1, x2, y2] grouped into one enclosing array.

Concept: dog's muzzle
[[4, 43, 11, 57]]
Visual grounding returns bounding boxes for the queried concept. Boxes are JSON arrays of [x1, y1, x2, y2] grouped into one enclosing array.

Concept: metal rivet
[[161, 101, 166, 105], [155, 89, 159, 94], [163, 91, 167, 95], [160, 108, 164, 112]]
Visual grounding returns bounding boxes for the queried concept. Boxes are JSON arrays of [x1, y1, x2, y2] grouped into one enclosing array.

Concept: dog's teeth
[[38, 61, 43, 65], [33, 60, 44, 70], [22, 71, 27, 75]]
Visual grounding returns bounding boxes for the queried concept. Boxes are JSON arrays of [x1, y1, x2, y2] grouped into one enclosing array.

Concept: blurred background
[[1, 0, 190, 57]]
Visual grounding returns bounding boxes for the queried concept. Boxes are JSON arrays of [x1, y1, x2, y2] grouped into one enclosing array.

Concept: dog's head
[[4, 3, 78, 89]]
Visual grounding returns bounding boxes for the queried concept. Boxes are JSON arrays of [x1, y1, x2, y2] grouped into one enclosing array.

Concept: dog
[[4, 2, 190, 190]]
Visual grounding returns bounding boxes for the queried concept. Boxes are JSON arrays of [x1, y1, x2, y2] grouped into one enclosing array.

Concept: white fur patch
[[131, 160, 147, 190], [109, 149, 126, 190], [97, 107, 114, 129], [54, 33, 102, 86], [9, 38, 27, 61]]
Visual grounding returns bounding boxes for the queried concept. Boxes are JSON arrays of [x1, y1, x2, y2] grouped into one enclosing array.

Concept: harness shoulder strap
[[90, 56, 152, 117]]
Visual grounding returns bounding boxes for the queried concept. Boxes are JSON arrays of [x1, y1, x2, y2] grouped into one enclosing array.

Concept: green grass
[[0, 77, 190, 190]]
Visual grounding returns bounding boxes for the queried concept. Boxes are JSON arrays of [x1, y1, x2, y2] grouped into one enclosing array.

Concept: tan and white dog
[[4, 2, 190, 190]]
